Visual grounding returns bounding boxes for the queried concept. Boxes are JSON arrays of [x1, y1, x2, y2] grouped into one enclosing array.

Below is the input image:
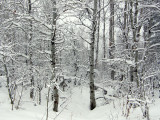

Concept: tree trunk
[[51, 0, 59, 112], [28, 0, 34, 99], [133, 0, 139, 88], [38, 84, 41, 105], [73, 39, 78, 85], [46, 88, 50, 120], [129, 0, 139, 87], [3, 57, 14, 109], [90, 0, 97, 110], [109, 0, 115, 80], [124, 0, 129, 50], [103, 0, 106, 59], [53, 86, 59, 112], [95, 0, 101, 69]]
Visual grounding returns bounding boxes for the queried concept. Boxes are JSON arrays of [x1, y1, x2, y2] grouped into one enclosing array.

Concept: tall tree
[[28, 0, 34, 99], [90, 0, 97, 110], [103, 0, 106, 59], [123, 0, 128, 50], [129, 0, 139, 87], [109, 0, 115, 80], [95, 0, 101, 68], [50, 0, 59, 112]]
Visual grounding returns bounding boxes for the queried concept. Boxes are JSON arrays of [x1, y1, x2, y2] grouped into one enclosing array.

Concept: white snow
[[0, 76, 160, 120]]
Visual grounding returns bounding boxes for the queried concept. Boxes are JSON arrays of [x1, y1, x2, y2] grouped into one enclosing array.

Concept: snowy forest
[[0, 0, 160, 120]]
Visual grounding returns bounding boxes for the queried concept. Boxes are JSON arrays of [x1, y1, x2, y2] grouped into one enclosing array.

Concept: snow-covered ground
[[0, 76, 160, 120]]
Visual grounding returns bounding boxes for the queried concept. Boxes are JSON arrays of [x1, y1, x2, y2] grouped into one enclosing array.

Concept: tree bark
[[103, 0, 106, 59], [3, 57, 14, 109], [95, 0, 101, 69], [46, 88, 50, 120], [51, 0, 59, 112], [90, 0, 97, 110], [28, 0, 34, 99], [123, 0, 129, 49], [109, 0, 115, 80], [130, 0, 139, 87]]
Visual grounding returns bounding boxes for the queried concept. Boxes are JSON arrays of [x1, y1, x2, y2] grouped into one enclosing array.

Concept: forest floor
[[0, 76, 160, 120]]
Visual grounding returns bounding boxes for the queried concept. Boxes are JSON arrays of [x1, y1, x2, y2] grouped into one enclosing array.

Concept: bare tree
[[28, 0, 34, 99], [50, 0, 59, 112], [103, 0, 106, 59], [95, 0, 101, 69], [3, 57, 14, 110], [90, 0, 97, 110], [109, 0, 115, 80], [129, 0, 139, 87]]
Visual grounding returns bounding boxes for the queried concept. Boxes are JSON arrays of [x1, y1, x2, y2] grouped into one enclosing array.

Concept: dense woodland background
[[0, 0, 160, 120]]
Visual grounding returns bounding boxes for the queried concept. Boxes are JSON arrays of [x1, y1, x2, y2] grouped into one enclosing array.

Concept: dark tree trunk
[[90, 0, 97, 110], [109, 0, 115, 80], [28, 0, 34, 99], [50, 0, 59, 112]]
